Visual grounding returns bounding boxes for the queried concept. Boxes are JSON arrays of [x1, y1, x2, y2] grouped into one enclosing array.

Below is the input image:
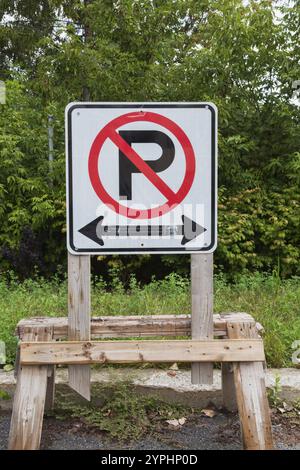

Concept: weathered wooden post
[[8, 326, 54, 449], [68, 253, 91, 400], [191, 253, 214, 384]]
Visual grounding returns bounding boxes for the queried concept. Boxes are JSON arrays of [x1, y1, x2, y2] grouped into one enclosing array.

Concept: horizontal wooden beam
[[20, 339, 265, 365], [17, 313, 258, 340]]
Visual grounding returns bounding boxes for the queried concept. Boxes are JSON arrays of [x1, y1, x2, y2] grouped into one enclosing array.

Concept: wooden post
[[191, 253, 214, 384], [228, 321, 274, 450], [68, 253, 91, 400], [222, 363, 237, 412], [45, 366, 56, 411], [8, 326, 53, 450]]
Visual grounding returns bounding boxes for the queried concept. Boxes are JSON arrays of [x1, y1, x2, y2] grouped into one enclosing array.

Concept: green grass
[[0, 272, 299, 367]]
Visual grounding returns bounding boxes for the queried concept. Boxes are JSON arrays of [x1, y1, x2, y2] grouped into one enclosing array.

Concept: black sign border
[[67, 103, 217, 254]]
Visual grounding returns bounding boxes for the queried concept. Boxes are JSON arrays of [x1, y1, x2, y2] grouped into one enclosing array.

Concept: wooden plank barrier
[[19, 339, 265, 365], [16, 312, 258, 340], [9, 313, 273, 450]]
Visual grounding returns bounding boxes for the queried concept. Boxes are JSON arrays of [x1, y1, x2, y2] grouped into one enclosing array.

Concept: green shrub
[[0, 273, 299, 368]]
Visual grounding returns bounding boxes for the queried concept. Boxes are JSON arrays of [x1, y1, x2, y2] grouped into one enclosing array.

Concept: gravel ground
[[0, 411, 299, 450]]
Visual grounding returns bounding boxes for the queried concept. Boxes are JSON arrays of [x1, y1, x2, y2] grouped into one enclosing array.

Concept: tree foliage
[[0, 0, 299, 280]]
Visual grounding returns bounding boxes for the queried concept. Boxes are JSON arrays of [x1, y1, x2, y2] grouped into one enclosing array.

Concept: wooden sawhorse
[[8, 313, 273, 450]]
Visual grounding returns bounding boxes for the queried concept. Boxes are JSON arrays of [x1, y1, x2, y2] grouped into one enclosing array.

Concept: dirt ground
[[0, 409, 299, 450]]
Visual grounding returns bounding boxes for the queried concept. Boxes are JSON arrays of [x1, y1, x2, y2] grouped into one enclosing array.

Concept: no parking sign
[[66, 103, 217, 254]]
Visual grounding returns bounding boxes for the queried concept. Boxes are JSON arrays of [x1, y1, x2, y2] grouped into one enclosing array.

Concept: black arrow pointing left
[[78, 215, 206, 246]]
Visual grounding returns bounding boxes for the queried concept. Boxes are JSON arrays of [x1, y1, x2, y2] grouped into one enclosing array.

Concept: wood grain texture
[[227, 321, 273, 450], [191, 253, 214, 384], [45, 366, 56, 411], [20, 339, 265, 365], [8, 326, 53, 450], [221, 363, 237, 412], [68, 253, 91, 401], [17, 313, 257, 340]]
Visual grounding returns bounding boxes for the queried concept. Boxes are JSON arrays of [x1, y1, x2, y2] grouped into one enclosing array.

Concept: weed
[[54, 384, 189, 441], [0, 389, 10, 400], [268, 375, 282, 407]]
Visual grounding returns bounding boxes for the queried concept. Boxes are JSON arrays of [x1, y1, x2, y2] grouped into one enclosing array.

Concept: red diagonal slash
[[108, 128, 176, 201]]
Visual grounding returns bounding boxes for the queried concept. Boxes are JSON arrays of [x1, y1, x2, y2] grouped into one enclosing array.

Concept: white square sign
[[66, 103, 217, 254]]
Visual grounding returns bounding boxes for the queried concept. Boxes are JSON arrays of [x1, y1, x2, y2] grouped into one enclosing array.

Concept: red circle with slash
[[88, 111, 196, 219]]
